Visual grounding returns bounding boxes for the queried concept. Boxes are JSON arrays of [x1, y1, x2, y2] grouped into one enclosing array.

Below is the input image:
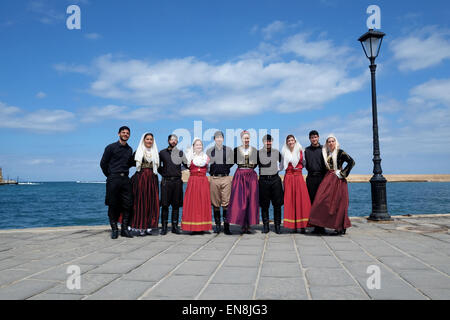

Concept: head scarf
[[322, 134, 340, 170], [185, 137, 208, 167], [281, 135, 303, 170], [135, 133, 159, 174]]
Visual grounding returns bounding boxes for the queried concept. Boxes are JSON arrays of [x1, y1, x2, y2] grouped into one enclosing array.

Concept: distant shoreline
[[4, 174, 450, 184], [182, 173, 450, 183]]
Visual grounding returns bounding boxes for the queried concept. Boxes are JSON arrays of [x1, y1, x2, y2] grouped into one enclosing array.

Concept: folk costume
[[181, 138, 213, 233], [257, 142, 283, 234], [228, 132, 259, 233], [129, 133, 160, 236], [308, 135, 355, 234], [206, 133, 234, 234], [281, 138, 311, 232], [158, 142, 187, 235], [100, 138, 135, 239]]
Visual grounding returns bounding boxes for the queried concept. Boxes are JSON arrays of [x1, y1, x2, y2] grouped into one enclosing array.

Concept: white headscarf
[[185, 137, 208, 167], [135, 132, 159, 174], [281, 135, 303, 170], [322, 134, 340, 170]]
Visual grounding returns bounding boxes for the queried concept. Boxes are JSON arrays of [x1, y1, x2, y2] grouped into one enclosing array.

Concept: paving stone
[[31, 264, 97, 281], [85, 279, 155, 300], [301, 255, 341, 268], [147, 253, 190, 265], [309, 286, 368, 300], [297, 246, 332, 256], [142, 275, 208, 298], [223, 254, 261, 268], [211, 267, 258, 284], [378, 256, 429, 271], [0, 280, 57, 300], [173, 260, 219, 276], [256, 277, 308, 300], [198, 284, 254, 300], [87, 259, 144, 274], [232, 246, 263, 255], [189, 249, 228, 261], [28, 293, 84, 300], [0, 269, 34, 286], [121, 262, 175, 282], [74, 253, 117, 265], [260, 262, 302, 278], [264, 251, 298, 263], [333, 250, 375, 262], [305, 268, 356, 287], [398, 270, 450, 289], [46, 273, 121, 295]]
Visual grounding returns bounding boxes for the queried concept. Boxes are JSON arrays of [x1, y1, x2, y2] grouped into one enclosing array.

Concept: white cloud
[[390, 26, 450, 71], [27, 1, 65, 25], [61, 29, 366, 120], [36, 91, 47, 99], [0, 101, 75, 132], [261, 20, 286, 40], [295, 77, 450, 173], [409, 78, 450, 107], [85, 33, 101, 40], [53, 63, 91, 74], [81, 105, 160, 123], [25, 159, 55, 165]]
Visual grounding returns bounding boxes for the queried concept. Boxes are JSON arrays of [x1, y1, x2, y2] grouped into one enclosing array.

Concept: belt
[[259, 174, 279, 179], [308, 172, 325, 176], [211, 174, 228, 177], [163, 176, 181, 181], [109, 172, 128, 177], [238, 165, 255, 169], [285, 169, 303, 176]]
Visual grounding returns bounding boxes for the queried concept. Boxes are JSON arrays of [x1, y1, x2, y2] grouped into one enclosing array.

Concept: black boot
[[213, 207, 221, 234], [274, 206, 282, 234], [171, 208, 181, 234], [120, 211, 133, 238], [160, 206, 169, 235], [261, 208, 270, 234], [223, 209, 232, 235], [110, 221, 119, 239]]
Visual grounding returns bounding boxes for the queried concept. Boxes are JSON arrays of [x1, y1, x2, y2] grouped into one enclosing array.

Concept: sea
[[0, 181, 449, 230]]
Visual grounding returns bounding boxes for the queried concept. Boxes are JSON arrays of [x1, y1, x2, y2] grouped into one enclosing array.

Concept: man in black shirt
[[304, 130, 327, 234], [257, 134, 283, 234], [158, 134, 187, 235], [206, 131, 234, 235], [100, 126, 134, 239]]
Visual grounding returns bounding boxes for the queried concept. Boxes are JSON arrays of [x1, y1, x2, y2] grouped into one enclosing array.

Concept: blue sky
[[0, 0, 449, 181]]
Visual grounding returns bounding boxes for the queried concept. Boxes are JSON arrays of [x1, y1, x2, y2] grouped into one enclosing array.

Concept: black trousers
[[259, 175, 284, 209], [160, 177, 184, 208], [105, 175, 133, 223], [306, 174, 325, 205]]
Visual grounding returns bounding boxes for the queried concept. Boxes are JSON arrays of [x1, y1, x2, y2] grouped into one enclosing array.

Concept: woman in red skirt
[[308, 134, 355, 235], [282, 135, 311, 233], [129, 132, 160, 236], [181, 138, 213, 234]]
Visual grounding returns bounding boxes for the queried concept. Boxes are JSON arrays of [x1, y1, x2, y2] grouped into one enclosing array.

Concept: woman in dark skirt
[[129, 132, 160, 236], [308, 134, 355, 235], [228, 130, 259, 234]]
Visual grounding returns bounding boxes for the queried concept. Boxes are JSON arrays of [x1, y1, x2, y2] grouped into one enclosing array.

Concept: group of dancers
[[100, 126, 355, 239]]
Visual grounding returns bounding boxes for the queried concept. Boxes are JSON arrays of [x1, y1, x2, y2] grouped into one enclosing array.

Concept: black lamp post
[[358, 29, 391, 221]]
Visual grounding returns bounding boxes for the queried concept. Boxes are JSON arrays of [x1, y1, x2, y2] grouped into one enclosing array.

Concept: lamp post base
[[367, 174, 392, 221]]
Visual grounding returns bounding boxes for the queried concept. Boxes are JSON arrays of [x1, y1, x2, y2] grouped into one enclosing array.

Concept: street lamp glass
[[362, 37, 380, 59], [358, 30, 385, 60]]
